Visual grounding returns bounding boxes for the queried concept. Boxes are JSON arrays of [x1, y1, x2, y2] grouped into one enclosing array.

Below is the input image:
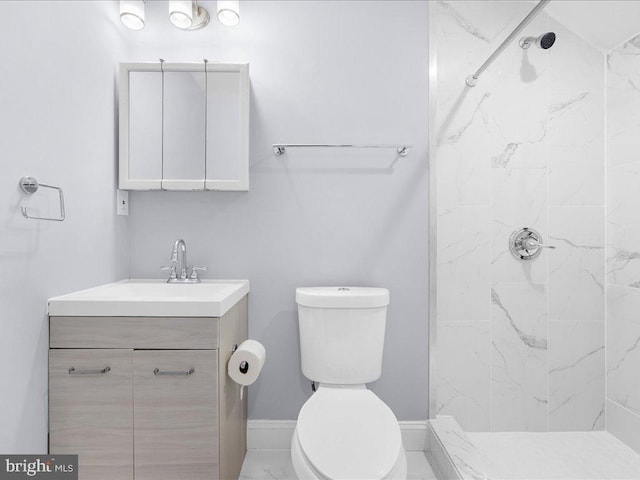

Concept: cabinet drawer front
[[50, 317, 218, 349], [49, 349, 133, 480], [134, 350, 219, 480]]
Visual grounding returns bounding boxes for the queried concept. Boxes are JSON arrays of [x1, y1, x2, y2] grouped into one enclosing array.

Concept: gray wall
[[127, 1, 429, 420], [0, 2, 129, 452]]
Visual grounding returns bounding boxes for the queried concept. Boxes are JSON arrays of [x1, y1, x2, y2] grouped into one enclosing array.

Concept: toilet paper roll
[[228, 339, 266, 386]]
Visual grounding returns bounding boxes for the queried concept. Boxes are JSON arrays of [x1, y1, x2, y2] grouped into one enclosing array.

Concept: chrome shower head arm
[[520, 32, 556, 50]]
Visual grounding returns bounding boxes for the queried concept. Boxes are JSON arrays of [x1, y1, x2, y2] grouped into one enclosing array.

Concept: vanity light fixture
[[217, 0, 240, 26], [120, 0, 145, 30], [169, 0, 210, 30]]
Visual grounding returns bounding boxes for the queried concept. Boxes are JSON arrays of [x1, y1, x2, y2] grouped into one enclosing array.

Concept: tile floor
[[239, 450, 438, 480], [469, 431, 640, 479]]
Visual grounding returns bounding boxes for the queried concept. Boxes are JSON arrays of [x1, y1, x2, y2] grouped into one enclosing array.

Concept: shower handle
[[509, 227, 556, 261], [522, 237, 556, 250]]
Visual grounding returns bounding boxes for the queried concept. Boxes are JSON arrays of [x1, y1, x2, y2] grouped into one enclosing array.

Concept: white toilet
[[291, 287, 407, 480]]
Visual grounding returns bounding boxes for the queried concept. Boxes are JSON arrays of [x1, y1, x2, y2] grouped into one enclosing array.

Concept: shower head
[[519, 32, 556, 50]]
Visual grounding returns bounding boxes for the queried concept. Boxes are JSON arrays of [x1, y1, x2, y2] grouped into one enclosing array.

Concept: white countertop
[[48, 279, 250, 317]]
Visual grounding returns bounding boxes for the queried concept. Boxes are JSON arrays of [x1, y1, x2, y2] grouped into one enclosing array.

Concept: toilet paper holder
[[231, 344, 249, 374]]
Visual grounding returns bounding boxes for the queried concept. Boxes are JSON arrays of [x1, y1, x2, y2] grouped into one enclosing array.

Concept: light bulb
[[217, 0, 240, 26], [120, 0, 145, 30], [169, 0, 194, 28], [170, 1, 210, 30]]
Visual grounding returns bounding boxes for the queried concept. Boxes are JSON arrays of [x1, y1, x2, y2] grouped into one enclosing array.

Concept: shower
[[465, 0, 551, 86], [430, 0, 640, 477], [519, 32, 557, 49]]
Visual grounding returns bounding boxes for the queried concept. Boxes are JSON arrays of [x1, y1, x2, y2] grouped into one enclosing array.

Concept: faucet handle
[[190, 266, 207, 281], [161, 264, 178, 280], [523, 238, 556, 250]]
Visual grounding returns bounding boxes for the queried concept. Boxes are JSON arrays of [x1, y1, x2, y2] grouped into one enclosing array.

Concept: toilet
[[291, 287, 407, 480]]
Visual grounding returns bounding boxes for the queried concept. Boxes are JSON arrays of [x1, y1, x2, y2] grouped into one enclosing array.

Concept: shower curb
[[428, 416, 493, 480]]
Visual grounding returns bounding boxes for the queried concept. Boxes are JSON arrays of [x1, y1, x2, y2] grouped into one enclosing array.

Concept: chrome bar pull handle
[[68, 366, 111, 375], [153, 368, 195, 376]]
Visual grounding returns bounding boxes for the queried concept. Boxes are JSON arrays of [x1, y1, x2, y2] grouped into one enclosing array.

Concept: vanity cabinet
[[49, 349, 133, 480], [48, 295, 248, 480], [119, 62, 250, 191], [133, 350, 218, 480]]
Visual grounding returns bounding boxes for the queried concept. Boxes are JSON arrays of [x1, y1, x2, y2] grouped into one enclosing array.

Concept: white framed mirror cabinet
[[119, 62, 250, 191]]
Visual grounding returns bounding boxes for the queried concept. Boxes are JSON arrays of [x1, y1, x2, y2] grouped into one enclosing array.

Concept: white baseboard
[[247, 420, 297, 450], [247, 419, 428, 452], [400, 420, 430, 452]]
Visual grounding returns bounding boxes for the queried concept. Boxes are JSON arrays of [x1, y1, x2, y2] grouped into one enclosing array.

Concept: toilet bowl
[[292, 287, 407, 480], [291, 384, 407, 480]]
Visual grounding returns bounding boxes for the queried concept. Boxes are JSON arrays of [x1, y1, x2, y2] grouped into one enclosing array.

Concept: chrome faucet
[[161, 239, 207, 283], [172, 239, 188, 279]]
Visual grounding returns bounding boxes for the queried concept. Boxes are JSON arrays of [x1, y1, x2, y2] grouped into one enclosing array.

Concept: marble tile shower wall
[[435, 1, 605, 432], [606, 35, 640, 452]]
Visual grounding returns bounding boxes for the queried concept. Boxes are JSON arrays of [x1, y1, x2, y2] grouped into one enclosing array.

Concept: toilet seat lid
[[297, 387, 401, 480]]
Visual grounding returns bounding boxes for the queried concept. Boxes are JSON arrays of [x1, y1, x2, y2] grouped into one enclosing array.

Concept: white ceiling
[[546, 0, 640, 52]]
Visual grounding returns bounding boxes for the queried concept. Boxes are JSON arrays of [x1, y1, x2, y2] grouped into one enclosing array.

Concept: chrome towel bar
[[272, 144, 411, 156]]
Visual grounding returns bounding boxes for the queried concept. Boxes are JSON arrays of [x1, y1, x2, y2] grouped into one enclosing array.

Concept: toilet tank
[[295, 287, 390, 384]]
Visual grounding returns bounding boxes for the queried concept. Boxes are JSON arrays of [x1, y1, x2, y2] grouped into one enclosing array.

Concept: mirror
[[119, 62, 250, 191], [205, 66, 249, 190], [163, 70, 206, 190], [126, 70, 163, 188]]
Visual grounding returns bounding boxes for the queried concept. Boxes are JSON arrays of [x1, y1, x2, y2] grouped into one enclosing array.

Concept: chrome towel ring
[[19, 176, 65, 222]]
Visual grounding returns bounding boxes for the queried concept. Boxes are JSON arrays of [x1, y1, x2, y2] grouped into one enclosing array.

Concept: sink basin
[[48, 279, 250, 317]]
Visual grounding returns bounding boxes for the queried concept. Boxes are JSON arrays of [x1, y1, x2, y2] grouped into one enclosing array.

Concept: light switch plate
[[117, 190, 129, 216]]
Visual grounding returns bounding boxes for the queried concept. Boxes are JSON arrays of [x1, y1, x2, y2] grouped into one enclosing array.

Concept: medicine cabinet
[[119, 62, 250, 191]]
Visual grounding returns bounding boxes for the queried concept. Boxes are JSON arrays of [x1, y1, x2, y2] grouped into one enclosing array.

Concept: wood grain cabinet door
[[133, 350, 219, 480], [49, 349, 134, 480]]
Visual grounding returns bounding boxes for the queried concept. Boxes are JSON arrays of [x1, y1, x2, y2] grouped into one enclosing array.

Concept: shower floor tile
[[468, 431, 640, 479], [239, 449, 437, 479]]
